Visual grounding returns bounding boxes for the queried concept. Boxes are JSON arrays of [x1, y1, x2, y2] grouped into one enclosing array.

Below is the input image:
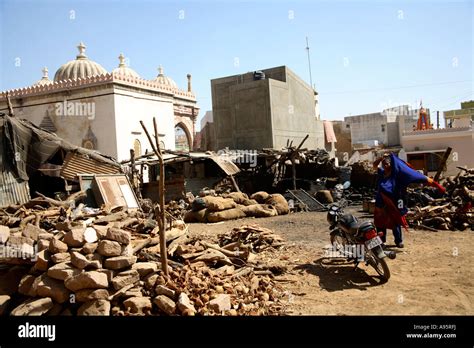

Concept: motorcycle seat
[[339, 214, 359, 234], [358, 221, 375, 232]]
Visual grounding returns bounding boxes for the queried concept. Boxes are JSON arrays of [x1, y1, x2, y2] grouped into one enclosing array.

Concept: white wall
[[113, 88, 175, 161], [1, 89, 118, 158]]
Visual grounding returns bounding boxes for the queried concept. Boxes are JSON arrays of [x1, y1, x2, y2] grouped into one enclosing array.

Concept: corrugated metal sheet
[[60, 152, 122, 181], [0, 170, 31, 206]]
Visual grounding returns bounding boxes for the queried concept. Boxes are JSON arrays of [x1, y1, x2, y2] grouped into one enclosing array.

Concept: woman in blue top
[[373, 153, 445, 248]]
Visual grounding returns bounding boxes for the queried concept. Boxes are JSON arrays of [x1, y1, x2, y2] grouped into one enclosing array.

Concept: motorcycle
[[326, 200, 396, 281]]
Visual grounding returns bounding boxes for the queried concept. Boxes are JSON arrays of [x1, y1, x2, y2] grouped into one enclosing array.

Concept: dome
[[54, 42, 107, 82], [33, 67, 53, 86], [112, 53, 140, 78], [154, 65, 178, 89]]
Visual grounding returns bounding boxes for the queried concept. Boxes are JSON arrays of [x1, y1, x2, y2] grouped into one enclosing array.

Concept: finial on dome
[[158, 65, 164, 76], [76, 42, 87, 59], [118, 53, 126, 67], [42, 67, 49, 78]]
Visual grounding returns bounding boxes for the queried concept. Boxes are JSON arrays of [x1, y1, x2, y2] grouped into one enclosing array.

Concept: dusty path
[[188, 207, 474, 315]]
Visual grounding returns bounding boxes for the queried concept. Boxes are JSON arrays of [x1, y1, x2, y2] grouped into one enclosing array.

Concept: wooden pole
[[434, 147, 452, 182], [139, 120, 169, 277]]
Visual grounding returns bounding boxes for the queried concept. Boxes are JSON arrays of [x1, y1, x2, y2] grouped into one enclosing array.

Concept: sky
[[0, 0, 472, 128]]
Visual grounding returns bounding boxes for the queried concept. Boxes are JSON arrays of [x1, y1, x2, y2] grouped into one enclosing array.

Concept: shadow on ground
[[294, 257, 387, 291]]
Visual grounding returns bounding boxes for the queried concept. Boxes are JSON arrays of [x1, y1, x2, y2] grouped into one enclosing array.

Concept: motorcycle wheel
[[367, 253, 391, 281], [330, 231, 348, 256]]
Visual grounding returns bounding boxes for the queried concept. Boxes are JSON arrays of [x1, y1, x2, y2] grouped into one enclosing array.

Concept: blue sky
[[1, 0, 472, 127]]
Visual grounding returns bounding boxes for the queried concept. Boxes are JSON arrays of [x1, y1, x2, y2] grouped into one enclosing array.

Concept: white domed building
[[0, 42, 199, 161]]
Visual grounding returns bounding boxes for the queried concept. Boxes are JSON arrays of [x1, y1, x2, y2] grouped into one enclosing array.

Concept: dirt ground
[[188, 206, 474, 315]]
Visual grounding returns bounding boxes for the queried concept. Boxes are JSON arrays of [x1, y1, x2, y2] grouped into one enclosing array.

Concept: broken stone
[[86, 260, 102, 269], [47, 262, 82, 281], [35, 249, 51, 271], [124, 288, 143, 298], [11, 298, 54, 316], [70, 251, 90, 269], [106, 228, 131, 245], [131, 262, 158, 277], [49, 238, 68, 254], [51, 252, 70, 264], [38, 232, 54, 241], [81, 243, 98, 255], [155, 285, 176, 299], [209, 294, 231, 313], [0, 225, 10, 243], [123, 297, 152, 314], [36, 276, 70, 303], [111, 270, 140, 291], [75, 289, 110, 302], [37, 239, 50, 252], [121, 244, 133, 256], [144, 273, 159, 290], [93, 225, 108, 239], [0, 295, 11, 316], [103, 256, 137, 270], [77, 299, 111, 316], [97, 240, 122, 257], [96, 269, 115, 283], [86, 252, 103, 263], [84, 227, 98, 243], [64, 271, 109, 291], [64, 228, 86, 247], [18, 275, 36, 297], [55, 221, 72, 232], [153, 295, 176, 315], [22, 223, 43, 241], [177, 293, 196, 315], [8, 235, 34, 246]]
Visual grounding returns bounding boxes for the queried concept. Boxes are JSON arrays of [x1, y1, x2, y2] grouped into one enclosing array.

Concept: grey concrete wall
[[269, 68, 324, 149], [211, 65, 323, 151], [345, 113, 388, 146]]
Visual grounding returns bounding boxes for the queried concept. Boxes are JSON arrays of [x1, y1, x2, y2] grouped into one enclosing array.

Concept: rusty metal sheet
[[0, 170, 31, 206], [60, 152, 121, 182], [208, 155, 240, 176]]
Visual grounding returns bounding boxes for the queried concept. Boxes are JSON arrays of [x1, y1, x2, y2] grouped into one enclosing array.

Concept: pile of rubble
[[0, 194, 288, 315], [350, 161, 377, 188], [184, 191, 289, 223], [406, 167, 474, 231]]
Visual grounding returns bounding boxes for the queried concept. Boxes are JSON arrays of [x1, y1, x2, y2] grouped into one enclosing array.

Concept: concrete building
[[197, 110, 216, 151], [211, 66, 324, 150], [400, 102, 474, 175], [0, 42, 199, 161], [444, 100, 474, 128], [344, 106, 421, 148]]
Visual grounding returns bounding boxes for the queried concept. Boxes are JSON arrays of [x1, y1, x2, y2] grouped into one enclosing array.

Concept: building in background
[[198, 110, 216, 151], [400, 101, 474, 175], [344, 105, 421, 149], [0, 42, 199, 161], [211, 66, 324, 151]]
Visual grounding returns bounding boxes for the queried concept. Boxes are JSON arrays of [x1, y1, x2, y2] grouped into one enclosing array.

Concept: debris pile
[[183, 191, 289, 223], [405, 167, 474, 231], [0, 194, 287, 315], [350, 161, 377, 188]]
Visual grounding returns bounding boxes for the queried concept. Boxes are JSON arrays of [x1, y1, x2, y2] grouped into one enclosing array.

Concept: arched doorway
[[175, 124, 190, 151]]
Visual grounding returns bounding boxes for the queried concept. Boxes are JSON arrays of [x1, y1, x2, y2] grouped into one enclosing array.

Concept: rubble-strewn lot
[[0, 198, 288, 316], [188, 210, 474, 315]]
